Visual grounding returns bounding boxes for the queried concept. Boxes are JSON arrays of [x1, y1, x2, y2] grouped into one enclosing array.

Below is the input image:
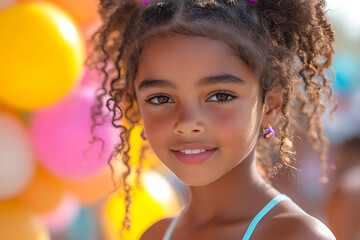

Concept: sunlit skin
[[135, 35, 335, 239]]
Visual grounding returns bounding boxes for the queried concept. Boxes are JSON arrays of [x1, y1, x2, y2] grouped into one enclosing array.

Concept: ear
[[261, 84, 283, 128]]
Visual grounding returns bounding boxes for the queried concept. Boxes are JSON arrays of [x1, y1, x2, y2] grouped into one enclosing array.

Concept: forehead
[[135, 34, 255, 84]]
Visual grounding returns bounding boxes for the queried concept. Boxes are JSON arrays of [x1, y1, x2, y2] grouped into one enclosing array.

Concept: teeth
[[179, 149, 207, 154]]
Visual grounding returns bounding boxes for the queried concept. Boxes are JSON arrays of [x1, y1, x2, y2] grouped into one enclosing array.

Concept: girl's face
[[134, 35, 265, 186]]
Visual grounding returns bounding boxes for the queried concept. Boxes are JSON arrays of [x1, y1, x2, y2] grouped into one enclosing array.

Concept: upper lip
[[171, 143, 217, 151]]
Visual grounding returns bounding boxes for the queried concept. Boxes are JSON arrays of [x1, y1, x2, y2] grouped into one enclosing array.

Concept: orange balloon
[[0, 201, 50, 240], [61, 161, 125, 206], [19, 0, 100, 26], [81, 19, 102, 42], [0, 102, 22, 120], [15, 165, 65, 214]]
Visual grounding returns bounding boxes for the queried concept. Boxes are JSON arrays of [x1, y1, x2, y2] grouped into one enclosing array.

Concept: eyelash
[[145, 90, 236, 105]]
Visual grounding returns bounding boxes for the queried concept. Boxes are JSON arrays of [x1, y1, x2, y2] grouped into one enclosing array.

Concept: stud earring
[[141, 129, 147, 140], [263, 125, 275, 139]]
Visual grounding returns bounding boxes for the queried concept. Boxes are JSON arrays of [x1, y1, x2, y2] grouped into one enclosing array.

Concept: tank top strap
[[162, 209, 185, 240], [242, 194, 292, 240], [162, 194, 291, 240]]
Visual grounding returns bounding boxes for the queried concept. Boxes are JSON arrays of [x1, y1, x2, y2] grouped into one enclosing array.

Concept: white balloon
[[326, 0, 360, 39], [0, 112, 35, 200]]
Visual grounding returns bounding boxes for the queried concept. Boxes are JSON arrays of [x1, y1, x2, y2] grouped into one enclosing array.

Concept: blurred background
[[0, 0, 359, 239]]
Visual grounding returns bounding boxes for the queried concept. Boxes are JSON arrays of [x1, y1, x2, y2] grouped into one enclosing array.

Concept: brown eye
[[216, 94, 228, 101], [146, 95, 174, 105], [208, 91, 235, 103], [158, 96, 169, 103]]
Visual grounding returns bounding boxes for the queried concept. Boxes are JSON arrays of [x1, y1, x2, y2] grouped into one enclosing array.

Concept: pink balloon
[[29, 79, 120, 179]]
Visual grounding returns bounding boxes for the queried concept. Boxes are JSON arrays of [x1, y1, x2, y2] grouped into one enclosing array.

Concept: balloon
[[0, 201, 50, 240], [61, 162, 123, 206], [41, 194, 80, 233], [81, 19, 102, 44], [66, 207, 98, 240], [0, 112, 35, 200], [0, 102, 22, 120], [126, 123, 163, 170], [332, 53, 360, 94], [128, 124, 147, 167], [0, 2, 85, 110], [0, 0, 17, 12], [15, 166, 66, 214], [20, 0, 100, 26], [20, 111, 33, 124], [102, 170, 182, 240], [29, 84, 120, 179]]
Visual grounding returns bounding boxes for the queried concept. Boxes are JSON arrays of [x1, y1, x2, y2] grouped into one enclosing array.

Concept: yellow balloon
[[102, 171, 182, 240], [126, 123, 163, 169], [0, 2, 85, 110], [128, 124, 145, 167], [0, 201, 50, 240], [20, 0, 100, 27]]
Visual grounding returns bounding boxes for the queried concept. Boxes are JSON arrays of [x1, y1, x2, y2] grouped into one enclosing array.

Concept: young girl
[[87, 0, 337, 239]]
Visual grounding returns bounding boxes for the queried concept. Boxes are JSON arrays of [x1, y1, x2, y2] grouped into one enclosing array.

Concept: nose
[[174, 104, 205, 136]]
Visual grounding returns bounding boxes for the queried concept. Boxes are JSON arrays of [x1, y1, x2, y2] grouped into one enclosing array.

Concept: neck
[[183, 150, 280, 227]]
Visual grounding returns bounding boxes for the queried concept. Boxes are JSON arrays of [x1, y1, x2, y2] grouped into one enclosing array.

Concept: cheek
[[210, 103, 261, 149], [210, 106, 257, 133], [141, 109, 172, 148]]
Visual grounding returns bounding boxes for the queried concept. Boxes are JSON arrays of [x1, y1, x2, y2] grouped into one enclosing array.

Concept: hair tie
[[248, 0, 258, 3]]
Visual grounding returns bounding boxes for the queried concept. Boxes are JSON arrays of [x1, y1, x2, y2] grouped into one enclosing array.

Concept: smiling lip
[[171, 149, 217, 164], [170, 143, 217, 164], [171, 143, 217, 151]]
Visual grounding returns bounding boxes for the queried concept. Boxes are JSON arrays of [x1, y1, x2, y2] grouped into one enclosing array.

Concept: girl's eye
[[207, 92, 236, 103], [145, 92, 235, 105], [146, 95, 174, 105]]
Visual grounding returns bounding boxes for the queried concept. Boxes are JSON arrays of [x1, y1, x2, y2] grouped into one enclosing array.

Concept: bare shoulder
[[283, 214, 336, 240], [140, 217, 173, 240], [258, 212, 336, 240]]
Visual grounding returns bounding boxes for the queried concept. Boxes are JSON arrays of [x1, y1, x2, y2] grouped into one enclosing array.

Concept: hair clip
[[141, 0, 150, 7]]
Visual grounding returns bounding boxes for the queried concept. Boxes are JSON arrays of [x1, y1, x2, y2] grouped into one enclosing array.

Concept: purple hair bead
[[141, 0, 150, 7], [141, 129, 147, 140]]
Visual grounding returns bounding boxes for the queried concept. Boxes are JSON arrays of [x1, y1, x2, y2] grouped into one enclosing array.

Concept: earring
[[263, 125, 275, 139], [141, 129, 147, 140]]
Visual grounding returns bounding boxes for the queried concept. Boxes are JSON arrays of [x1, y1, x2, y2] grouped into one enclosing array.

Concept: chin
[[173, 171, 221, 187]]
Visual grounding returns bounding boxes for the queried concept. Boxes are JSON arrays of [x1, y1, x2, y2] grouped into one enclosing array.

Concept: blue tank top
[[162, 194, 291, 240]]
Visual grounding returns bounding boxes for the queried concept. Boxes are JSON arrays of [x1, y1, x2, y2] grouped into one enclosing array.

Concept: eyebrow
[[137, 74, 245, 91]]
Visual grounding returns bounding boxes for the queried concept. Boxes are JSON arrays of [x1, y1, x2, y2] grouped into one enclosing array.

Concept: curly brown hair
[[86, 0, 337, 236]]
